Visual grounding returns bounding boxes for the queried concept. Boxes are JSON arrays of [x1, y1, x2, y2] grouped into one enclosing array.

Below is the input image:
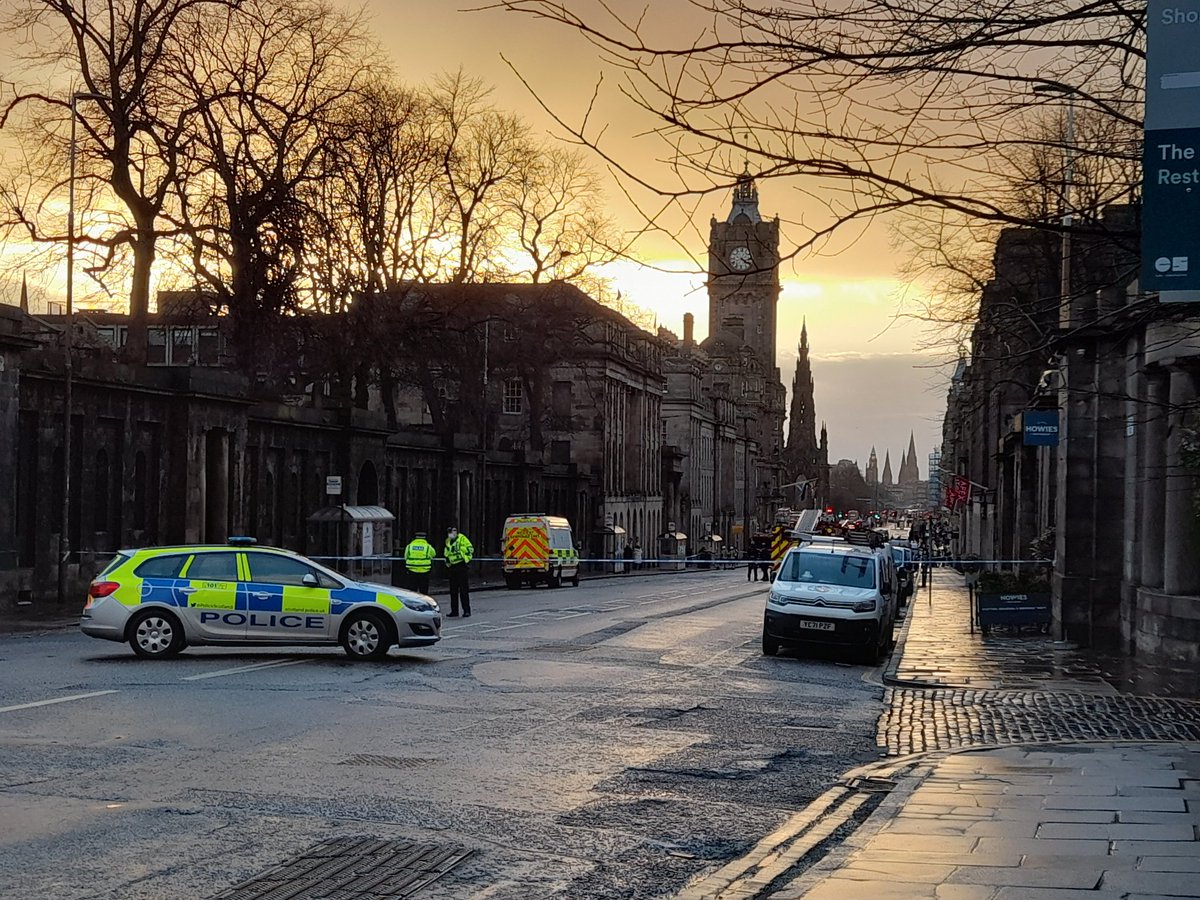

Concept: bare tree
[[0, 0, 245, 362], [166, 0, 374, 366], [900, 102, 1142, 356], [429, 71, 530, 284], [313, 79, 446, 304], [483, 1, 1143, 249], [505, 145, 622, 283]]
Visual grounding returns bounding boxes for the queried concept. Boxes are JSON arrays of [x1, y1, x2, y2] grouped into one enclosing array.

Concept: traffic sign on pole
[[325, 475, 342, 496]]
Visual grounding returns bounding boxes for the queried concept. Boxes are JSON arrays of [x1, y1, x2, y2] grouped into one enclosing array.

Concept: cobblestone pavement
[[879, 688, 1200, 756], [880, 570, 1200, 757]]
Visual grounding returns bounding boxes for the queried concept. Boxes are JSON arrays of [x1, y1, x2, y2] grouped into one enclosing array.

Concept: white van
[[762, 531, 897, 664]]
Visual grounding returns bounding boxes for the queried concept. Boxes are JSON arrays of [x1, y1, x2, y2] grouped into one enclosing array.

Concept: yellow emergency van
[[502, 514, 580, 589]]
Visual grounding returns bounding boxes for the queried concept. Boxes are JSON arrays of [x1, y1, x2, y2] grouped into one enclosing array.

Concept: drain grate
[[212, 837, 472, 899], [337, 754, 435, 769]]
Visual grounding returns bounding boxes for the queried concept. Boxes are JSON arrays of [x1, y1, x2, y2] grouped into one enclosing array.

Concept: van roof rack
[[843, 529, 885, 549]]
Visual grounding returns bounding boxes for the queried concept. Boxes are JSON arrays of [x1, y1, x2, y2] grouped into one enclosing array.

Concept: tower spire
[[19, 273, 29, 313], [726, 167, 762, 224]]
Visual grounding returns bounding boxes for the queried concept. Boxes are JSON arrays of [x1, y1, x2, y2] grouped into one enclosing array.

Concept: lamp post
[[57, 90, 104, 606], [1033, 82, 1076, 327]]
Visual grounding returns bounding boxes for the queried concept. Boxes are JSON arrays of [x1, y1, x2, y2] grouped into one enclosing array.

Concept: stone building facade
[[941, 206, 1200, 665], [660, 314, 756, 549], [0, 281, 666, 617], [382, 282, 665, 556]]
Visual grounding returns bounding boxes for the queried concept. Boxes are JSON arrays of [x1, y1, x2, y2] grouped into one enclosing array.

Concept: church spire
[[19, 273, 29, 313], [899, 431, 921, 483]]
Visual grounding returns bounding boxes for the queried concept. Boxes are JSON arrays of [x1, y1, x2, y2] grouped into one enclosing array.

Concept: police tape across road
[[306, 556, 1053, 566], [307, 556, 752, 565]]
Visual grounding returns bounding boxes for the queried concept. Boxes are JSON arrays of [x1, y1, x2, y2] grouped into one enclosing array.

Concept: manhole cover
[[212, 837, 471, 899], [337, 754, 435, 769]]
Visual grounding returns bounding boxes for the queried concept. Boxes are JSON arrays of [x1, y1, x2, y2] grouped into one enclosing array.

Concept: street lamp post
[[57, 90, 104, 606], [1034, 82, 1076, 327]]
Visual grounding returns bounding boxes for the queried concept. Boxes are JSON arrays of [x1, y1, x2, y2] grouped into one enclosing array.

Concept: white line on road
[[0, 690, 119, 714], [181, 658, 308, 681]]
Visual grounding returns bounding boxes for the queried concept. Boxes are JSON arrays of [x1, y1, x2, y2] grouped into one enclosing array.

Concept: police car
[[80, 539, 441, 660]]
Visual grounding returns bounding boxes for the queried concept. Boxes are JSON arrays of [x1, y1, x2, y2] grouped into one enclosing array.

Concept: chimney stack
[[683, 312, 694, 349]]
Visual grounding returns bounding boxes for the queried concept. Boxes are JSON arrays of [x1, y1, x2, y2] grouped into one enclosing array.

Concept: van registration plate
[[797, 620, 835, 631]]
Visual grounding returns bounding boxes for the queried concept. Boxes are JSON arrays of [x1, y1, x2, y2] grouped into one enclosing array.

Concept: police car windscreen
[[780, 553, 876, 588]]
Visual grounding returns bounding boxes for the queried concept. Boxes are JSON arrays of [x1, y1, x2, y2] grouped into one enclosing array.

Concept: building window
[[552, 380, 572, 417], [147, 327, 168, 365], [171, 327, 194, 365], [503, 377, 523, 415], [197, 327, 220, 364]]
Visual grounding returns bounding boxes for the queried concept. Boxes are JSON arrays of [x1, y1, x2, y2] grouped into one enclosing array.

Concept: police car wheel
[[128, 610, 185, 659], [548, 569, 562, 588], [341, 612, 392, 661], [571, 573, 580, 587]]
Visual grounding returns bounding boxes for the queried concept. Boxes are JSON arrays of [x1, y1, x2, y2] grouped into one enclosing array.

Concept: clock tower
[[707, 170, 781, 370]]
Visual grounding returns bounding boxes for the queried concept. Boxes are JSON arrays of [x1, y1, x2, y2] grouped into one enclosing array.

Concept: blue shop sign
[[1023, 410, 1060, 446]]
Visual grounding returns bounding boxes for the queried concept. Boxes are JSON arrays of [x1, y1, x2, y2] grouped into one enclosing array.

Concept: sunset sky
[[3, 0, 953, 478], [360, 0, 951, 475]]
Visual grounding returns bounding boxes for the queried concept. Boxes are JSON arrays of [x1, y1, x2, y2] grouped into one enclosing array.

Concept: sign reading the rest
[[1144, 0, 1200, 298]]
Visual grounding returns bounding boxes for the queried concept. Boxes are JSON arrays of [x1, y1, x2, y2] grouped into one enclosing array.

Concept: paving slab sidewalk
[[777, 742, 1200, 899], [776, 570, 1200, 899]]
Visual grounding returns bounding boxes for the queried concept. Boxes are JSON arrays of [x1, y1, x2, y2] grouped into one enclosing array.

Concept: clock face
[[728, 246, 753, 271]]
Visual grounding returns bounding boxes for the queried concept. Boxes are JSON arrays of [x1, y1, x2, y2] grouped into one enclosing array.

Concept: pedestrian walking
[[759, 535, 773, 582], [444, 526, 474, 617], [623, 541, 634, 573], [403, 531, 436, 596], [746, 541, 759, 581]]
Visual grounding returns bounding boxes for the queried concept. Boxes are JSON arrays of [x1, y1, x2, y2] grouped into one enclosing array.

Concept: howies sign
[[1023, 410, 1060, 446]]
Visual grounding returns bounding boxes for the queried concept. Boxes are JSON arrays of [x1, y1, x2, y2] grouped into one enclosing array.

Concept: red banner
[[945, 475, 971, 510]]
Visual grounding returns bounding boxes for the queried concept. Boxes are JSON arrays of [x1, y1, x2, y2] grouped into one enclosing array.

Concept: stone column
[[1141, 372, 1168, 589], [1164, 367, 1200, 595]]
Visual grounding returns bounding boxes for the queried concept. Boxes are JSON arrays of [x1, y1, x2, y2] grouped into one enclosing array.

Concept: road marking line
[[0, 690, 119, 714], [181, 658, 307, 681]]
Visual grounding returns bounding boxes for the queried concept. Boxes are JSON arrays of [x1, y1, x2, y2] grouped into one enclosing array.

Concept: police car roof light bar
[[227, 536, 258, 546]]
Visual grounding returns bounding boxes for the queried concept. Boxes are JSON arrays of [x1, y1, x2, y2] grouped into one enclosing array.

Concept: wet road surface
[[0, 571, 887, 899]]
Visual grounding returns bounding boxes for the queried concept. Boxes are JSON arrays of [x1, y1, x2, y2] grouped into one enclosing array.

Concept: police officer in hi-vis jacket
[[444, 526, 474, 617]]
